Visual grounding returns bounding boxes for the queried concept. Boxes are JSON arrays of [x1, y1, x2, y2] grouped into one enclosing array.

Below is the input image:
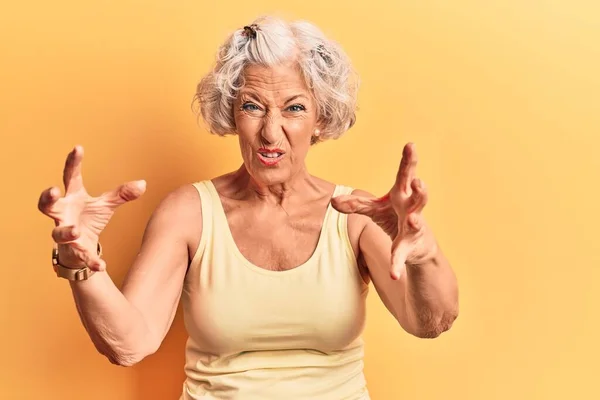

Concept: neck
[[230, 163, 320, 206]]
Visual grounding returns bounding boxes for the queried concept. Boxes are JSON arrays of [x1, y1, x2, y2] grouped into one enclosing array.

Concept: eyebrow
[[239, 91, 263, 103], [283, 94, 308, 104]]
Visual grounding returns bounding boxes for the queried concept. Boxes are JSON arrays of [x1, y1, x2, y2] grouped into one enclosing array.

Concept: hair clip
[[242, 24, 259, 39], [315, 44, 332, 65]]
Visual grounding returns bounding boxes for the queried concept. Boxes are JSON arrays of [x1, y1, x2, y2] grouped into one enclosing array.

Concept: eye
[[286, 104, 306, 112], [242, 102, 261, 112]]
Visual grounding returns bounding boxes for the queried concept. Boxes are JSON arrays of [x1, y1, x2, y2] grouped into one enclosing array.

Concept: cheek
[[285, 132, 312, 162], [284, 119, 314, 143], [235, 114, 260, 146], [235, 112, 259, 134]]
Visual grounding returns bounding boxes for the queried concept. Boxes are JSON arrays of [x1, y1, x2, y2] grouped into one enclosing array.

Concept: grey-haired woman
[[38, 16, 459, 400]]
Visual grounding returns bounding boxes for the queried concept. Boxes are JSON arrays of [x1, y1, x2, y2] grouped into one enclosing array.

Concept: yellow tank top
[[179, 180, 370, 400]]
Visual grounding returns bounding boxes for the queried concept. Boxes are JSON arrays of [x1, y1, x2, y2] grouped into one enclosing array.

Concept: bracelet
[[52, 242, 103, 281]]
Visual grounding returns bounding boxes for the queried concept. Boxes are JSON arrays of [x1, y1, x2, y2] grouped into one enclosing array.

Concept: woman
[[38, 16, 458, 400]]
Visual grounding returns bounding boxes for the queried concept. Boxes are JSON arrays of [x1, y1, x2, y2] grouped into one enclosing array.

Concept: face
[[233, 62, 319, 186]]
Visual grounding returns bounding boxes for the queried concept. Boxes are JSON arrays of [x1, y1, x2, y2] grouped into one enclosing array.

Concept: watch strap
[[52, 243, 102, 281]]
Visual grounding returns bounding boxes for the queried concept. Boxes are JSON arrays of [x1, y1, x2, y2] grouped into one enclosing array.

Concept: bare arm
[[332, 143, 459, 338], [357, 209, 458, 338], [67, 185, 201, 366]]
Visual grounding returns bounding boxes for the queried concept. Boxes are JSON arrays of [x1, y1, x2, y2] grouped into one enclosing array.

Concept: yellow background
[[1, 1, 598, 399]]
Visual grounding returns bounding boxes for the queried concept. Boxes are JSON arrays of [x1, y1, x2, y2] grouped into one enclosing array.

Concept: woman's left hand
[[331, 142, 439, 279]]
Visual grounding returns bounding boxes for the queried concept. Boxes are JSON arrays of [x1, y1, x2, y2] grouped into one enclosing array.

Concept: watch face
[[52, 248, 59, 266]]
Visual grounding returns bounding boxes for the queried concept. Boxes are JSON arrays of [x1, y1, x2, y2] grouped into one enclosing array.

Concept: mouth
[[257, 148, 285, 166]]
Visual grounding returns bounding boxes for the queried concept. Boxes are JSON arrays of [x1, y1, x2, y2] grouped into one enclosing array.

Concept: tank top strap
[[319, 184, 359, 271], [328, 184, 355, 236], [189, 180, 216, 268]]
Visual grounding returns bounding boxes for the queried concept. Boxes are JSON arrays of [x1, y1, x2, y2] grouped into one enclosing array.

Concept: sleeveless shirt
[[179, 180, 370, 399]]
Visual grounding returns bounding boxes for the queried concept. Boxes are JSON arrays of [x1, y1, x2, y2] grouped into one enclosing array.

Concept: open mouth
[[258, 151, 283, 159], [257, 148, 285, 165]]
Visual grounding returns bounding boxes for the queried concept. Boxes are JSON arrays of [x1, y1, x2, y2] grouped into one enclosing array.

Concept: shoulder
[[155, 183, 203, 214], [147, 183, 204, 236], [143, 182, 206, 260]]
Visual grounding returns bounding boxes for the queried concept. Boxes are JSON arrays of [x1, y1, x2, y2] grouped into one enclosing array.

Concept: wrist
[[55, 243, 100, 269], [55, 255, 87, 269], [52, 243, 103, 281]]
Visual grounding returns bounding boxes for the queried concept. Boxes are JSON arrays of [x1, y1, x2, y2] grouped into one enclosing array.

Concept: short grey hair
[[193, 16, 359, 144]]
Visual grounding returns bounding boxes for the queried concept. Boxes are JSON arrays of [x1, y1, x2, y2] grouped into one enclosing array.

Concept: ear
[[311, 132, 322, 145], [315, 115, 326, 132], [313, 116, 328, 141]]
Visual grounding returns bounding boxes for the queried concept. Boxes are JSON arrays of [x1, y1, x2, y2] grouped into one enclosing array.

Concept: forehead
[[241, 62, 309, 96]]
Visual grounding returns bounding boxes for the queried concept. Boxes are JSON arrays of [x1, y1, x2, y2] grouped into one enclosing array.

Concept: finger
[[63, 145, 84, 194], [81, 250, 106, 272], [395, 143, 418, 194], [407, 213, 423, 232], [407, 178, 428, 214], [38, 186, 62, 218], [330, 194, 381, 217], [390, 235, 408, 280], [101, 180, 147, 208], [52, 225, 80, 244]]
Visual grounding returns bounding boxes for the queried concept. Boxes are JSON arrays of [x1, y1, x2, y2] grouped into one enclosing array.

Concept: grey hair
[[193, 16, 359, 144]]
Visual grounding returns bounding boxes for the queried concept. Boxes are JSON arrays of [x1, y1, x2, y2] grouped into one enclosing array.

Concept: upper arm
[[120, 184, 202, 350], [351, 189, 413, 333]]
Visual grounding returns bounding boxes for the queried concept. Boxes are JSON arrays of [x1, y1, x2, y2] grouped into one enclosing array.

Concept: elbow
[[100, 342, 158, 367], [108, 354, 142, 367], [411, 308, 459, 339], [413, 323, 451, 339]]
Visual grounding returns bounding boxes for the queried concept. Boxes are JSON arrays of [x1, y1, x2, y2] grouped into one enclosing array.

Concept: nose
[[260, 112, 283, 144]]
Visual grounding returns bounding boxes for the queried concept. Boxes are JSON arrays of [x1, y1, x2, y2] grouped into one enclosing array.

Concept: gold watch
[[52, 243, 103, 281]]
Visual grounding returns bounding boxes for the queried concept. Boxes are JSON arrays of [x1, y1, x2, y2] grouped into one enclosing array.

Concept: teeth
[[260, 152, 282, 158]]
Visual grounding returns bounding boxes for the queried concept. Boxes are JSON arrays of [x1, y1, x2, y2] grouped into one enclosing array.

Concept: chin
[[246, 160, 295, 186], [251, 168, 292, 186]]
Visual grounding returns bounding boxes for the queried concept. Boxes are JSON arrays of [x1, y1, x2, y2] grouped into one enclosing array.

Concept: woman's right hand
[[38, 146, 146, 271]]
